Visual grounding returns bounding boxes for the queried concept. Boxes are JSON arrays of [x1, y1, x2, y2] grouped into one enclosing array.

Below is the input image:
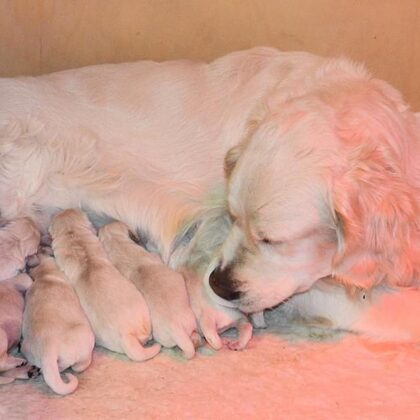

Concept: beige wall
[[1, 0, 419, 110]]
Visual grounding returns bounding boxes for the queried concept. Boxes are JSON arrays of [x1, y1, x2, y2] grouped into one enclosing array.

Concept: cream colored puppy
[[0, 273, 33, 384], [99, 222, 200, 359], [183, 267, 253, 351], [0, 218, 40, 280], [50, 209, 160, 361], [22, 253, 95, 395]]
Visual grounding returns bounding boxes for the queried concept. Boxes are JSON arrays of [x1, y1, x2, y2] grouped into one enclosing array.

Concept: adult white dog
[[0, 48, 419, 339]]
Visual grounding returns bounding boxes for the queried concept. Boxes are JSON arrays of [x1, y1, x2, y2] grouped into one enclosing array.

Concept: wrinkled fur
[[0, 48, 419, 339], [99, 222, 199, 359], [22, 254, 95, 395], [50, 209, 160, 361]]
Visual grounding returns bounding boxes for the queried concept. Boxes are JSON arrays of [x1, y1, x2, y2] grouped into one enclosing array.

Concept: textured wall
[[1, 0, 419, 110]]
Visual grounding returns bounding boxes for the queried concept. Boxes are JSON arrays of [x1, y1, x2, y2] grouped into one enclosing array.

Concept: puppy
[[0, 218, 40, 280], [173, 206, 253, 350], [0, 273, 33, 384], [50, 209, 160, 361], [183, 267, 253, 351], [99, 222, 200, 359], [22, 253, 95, 395]]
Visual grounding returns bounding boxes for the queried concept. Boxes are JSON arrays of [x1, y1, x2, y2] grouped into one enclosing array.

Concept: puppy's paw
[[0, 364, 40, 380], [0, 376, 15, 385], [27, 365, 41, 379], [199, 316, 222, 350], [191, 331, 204, 349], [25, 254, 40, 269], [0, 355, 28, 371], [17, 359, 28, 368], [222, 338, 246, 351]]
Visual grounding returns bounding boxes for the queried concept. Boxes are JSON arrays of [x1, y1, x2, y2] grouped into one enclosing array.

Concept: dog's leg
[[121, 335, 161, 362], [173, 331, 196, 359], [0, 375, 15, 385], [0, 331, 27, 372], [12, 273, 33, 293], [72, 355, 92, 373], [0, 354, 27, 372], [199, 316, 223, 350], [223, 319, 253, 351], [1, 364, 41, 380], [25, 254, 40, 269], [250, 311, 267, 329]]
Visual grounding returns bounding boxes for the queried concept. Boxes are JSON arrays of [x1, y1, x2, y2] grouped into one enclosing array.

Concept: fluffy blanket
[[1, 306, 419, 419]]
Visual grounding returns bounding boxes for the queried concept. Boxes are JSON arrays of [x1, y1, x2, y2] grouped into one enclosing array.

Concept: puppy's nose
[[209, 264, 241, 301]]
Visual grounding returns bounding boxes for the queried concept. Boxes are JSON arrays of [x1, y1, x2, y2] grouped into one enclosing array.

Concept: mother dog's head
[[209, 60, 420, 313]]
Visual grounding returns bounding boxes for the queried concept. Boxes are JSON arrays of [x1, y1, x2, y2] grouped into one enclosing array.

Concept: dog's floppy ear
[[224, 144, 243, 179], [224, 104, 268, 179], [331, 107, 420, 289]]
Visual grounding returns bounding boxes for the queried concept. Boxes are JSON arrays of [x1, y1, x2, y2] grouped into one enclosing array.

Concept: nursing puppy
[[50, 209, 160, 361], [22, 253, 94, 395], [0, 218, 40, 280], [99, 222, 199, 359], [174, 210, 253, 350], [0, 273, 33, 384]]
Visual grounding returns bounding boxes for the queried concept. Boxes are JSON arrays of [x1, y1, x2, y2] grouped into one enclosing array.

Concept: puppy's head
[[49, 208, 96, 238], [99, 221, 130, 241], [209, 67, 420, 313]]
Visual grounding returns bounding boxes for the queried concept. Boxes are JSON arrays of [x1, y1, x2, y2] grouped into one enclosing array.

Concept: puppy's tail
[[121, 335, 161, 362], [41, 351, 78, 395]]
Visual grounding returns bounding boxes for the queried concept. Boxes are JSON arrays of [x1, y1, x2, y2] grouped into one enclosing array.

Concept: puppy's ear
[[331, 143, 420, 289]]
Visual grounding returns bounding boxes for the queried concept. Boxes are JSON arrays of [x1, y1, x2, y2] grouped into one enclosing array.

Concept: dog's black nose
[[209, 264, 241, 301]]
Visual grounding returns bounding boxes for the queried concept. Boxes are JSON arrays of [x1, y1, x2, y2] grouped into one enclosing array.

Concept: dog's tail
[[41, 350, 78, 395], [121, 334, 161, 362]]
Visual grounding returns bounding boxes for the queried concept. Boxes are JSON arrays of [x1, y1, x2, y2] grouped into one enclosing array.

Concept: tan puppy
[[0, 218, 40, 280], [50, 209, 160, 361], [22, 253, 95, 395], [0, 273, 34, 384], [183, 268, 253, 351], [99, 222, 200, 359]]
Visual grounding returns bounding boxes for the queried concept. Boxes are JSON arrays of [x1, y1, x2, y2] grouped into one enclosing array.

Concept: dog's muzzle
[[209, 264, 241, 301]]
